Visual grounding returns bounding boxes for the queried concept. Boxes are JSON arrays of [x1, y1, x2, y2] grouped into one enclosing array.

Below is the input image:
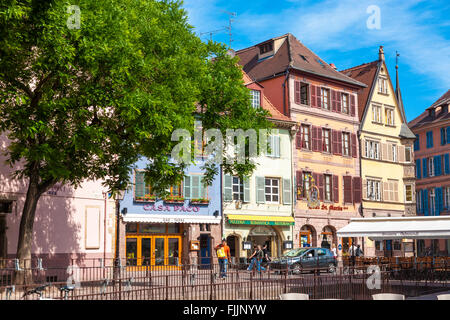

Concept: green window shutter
[[201, 176, 207, 199], [283, 179, 292, 204], [275, 135, 281, 158], [191, 176, 200, 199], [224, 175, 232, 201], [243, 177, 250, 203], [135, 171, 145, 199], [183, 176, 191, 199], [256, 176, 265, 204]]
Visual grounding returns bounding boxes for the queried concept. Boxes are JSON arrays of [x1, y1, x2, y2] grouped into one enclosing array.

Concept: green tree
[[0, 0, 271, 283]]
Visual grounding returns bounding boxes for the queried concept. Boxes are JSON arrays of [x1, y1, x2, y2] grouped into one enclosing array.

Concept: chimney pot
[[379, 45, 385, 61]]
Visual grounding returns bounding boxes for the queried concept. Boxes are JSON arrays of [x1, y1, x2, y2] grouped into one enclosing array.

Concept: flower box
[[164, 196, 185, 204], [190, 198, 210, 205]]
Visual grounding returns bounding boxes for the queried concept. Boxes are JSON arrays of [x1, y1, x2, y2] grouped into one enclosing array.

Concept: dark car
[[270, 247, 337, 274]]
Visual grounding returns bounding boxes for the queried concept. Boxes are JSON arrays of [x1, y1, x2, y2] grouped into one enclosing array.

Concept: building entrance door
[[126, 235, 182, 269], [199, 234, 211, 268]]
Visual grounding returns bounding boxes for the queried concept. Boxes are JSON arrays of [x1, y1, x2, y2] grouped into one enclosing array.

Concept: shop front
[[224, 214, 294, 259]]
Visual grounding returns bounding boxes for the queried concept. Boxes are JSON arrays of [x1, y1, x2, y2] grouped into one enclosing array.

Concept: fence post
[[250, 272, 253, 300]]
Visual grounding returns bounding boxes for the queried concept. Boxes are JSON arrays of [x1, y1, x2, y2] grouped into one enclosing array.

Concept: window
[[405, 185, 413, 203], [300, 83, 309, 105], [341, 93, 349, 114], [378, 77, 388, 94], [342, 133, 350, 156], [135, 170, 152, 199], [393, 240, 402, 251], [428, 157, 435, 177], [375, 241, 383, 251], [301, 125, 311, 150], [322, 129, 331, 153], [365, 140, 380, 160], [324, 174, 332, 202], [250, 90, 261, 108], [372, 105, 382, 123], [259, 42, 273, 54], [320, 88, 330, 110], [385, 108, 394, 126], [232, 176, 244, 201], [414, 134, 420, 151], [441, 127, 447, 145], [265, 178, 280, 203], [183, 175, 207, 200], [302, 172, 312, 198], [392, 144, 397, 162], [405, 146, 412, 162], [430, 189, 436, 215], [426, 131, 433, 148], [367, 180, 381, 201]]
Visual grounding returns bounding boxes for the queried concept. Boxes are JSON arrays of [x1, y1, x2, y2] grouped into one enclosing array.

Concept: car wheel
[[328, 263, 336, 274], [292, 263, 302, 275]]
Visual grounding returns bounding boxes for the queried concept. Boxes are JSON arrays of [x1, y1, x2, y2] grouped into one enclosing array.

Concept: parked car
[[270, 247, 337, 274]]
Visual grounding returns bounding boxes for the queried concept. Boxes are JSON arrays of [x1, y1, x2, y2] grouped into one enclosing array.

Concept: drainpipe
[[282, 69, 290, 116], [357, 128, 365, 254], [103, 192, 107, 276]]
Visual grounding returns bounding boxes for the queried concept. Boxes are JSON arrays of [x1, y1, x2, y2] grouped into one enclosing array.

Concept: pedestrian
[[215, 239, 231, 279], [262, 244, 271, 271], [247, 244, 265, 273], [331, 244, 337, 258], [355, 245, 363, 257]]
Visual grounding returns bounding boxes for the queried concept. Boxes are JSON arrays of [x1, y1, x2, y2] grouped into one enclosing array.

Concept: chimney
[[378, 45, 385, 61], [330, 63, 337, 70]]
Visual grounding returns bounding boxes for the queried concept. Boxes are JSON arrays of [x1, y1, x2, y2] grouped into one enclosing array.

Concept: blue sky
[[182, 0, 450, 122]]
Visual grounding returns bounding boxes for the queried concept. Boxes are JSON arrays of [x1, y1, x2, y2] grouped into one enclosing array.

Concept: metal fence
[[1, 257, 449, 300]]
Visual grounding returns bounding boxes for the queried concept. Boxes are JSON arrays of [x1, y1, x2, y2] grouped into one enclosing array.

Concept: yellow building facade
[[342, 46, 417, 257]]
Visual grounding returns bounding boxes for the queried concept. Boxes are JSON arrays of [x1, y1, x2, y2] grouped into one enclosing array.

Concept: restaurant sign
[[227, 219, 294, 226], [143, 204, 201, 213]]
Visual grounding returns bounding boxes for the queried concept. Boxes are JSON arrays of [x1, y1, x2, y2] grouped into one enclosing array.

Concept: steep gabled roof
[[409, 89, 450, 130], [236, 33, 366, 88], [341, 61, 379, 121]]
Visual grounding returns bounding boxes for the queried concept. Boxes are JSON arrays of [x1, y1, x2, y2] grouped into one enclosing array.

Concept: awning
[[227, 214, 295, 226], [122, 214, 221, 224], [337, 216, 450, 240]]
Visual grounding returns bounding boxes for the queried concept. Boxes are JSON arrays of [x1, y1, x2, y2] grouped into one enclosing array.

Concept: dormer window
[[250, 90, 261, 108], [259, 42, 273, 54]]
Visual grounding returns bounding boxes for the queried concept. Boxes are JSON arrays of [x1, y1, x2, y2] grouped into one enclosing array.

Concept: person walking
[[215, 239, 231, 279], [331, 244, 337, 258], [247, 244, 265, 273], [355, 244, 363, 257], [262, 244, 271, 271]]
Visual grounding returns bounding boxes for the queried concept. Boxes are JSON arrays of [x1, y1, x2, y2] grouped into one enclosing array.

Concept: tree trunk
[[14, 175, 43, 285]]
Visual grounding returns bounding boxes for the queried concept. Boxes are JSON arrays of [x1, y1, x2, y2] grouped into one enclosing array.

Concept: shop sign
[[228, 219, 294, 226], [308, 203, 349, 211], [143, 204, 200, 213]]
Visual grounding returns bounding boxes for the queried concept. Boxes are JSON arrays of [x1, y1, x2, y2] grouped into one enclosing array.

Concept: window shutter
[[447, 127, 450, 145], [441, 128, 446, 146], [416, 159, 422, 179], [422, 158, 428, 178], [336, 131, 342, 156], [387, 144, 393, 161], [333, 175, 339, 203], [256, 176, 265, 204], [191, 175, 200, 199], [336, 92, 342, 113], [184, 175, 192, 199], [423, 189, 429, 216], [351, 133, 357, 158], [350, 94, 356, 117], [317, 88, 322, 108], [398, 146, 405, 163], [313, 173, 324, 201], [436, 187, 443, 215], [243, 177, 250, 203], [362, 179, 367, 200], [353, 177, 362, 203], [275, 135, 280, 157], [283, 179, 292, 205], [383, 182, 390, 201], [296, 130, 302, 149], [295, 81, 301, 104], [417, 190, 422, 213], [317, 128, 323, 152], [444, 154, 450, 175], [381, 143, 388, 161], [414, 134, 420, 151], [361, 139, 366, 158], [331, 90, 337, 112], [296, 171, 302, 200], [434, 156, 441, 176], [312, 126, 318, 152], [343, 176, 352, 203], [311, 85, 317, 108], [135, 171, 145, 199], [393, 181, 398, 202], [331, 130, 337, 155], [223, 175, 232, 201]]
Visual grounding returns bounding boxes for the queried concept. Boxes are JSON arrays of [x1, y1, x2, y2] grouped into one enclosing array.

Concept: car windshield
[[284, 248, 308, 257]]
